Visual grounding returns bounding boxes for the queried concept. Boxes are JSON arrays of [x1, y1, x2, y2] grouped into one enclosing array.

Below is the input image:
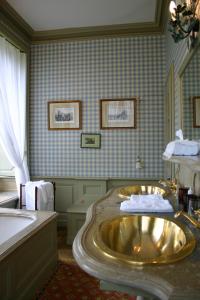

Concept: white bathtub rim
[[0, 207, 57, 262], [0, 211, 36, 221], [0, 211, 37, 245]]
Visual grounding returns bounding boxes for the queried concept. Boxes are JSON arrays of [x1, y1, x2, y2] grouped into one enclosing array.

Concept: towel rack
[[19, 182, 56, 211]]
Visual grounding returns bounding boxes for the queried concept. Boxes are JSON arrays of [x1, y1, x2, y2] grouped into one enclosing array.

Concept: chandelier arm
[[177, 21, 191, 34], [193, 0, 200, 16], [169, 0, 200, 45]]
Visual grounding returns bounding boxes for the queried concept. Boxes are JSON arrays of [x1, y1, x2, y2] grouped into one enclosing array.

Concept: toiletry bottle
[[187, 187, 198, 215], [187, 187, 193, 215], [178, 187, 189, 211]]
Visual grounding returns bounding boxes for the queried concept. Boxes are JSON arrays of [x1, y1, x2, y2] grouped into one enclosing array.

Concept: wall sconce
[[135, 156, 144, 169], [168, 0, 200, 47]]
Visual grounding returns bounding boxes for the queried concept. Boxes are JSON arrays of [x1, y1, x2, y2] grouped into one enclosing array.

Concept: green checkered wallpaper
[[30, 35, 166, 178]]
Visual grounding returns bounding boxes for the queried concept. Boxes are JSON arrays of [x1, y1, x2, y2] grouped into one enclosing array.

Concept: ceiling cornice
[[0, 0, 169, 44], [0, 0, 33, 38], [0, 0, 32, 50], [158, 0, 171, 32], [31, 22, 163, 43]]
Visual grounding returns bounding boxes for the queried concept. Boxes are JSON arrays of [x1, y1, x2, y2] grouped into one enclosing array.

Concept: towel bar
[[19, 182, 56, 211]]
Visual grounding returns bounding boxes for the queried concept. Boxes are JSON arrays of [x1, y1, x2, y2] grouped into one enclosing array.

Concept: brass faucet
[[174, 210, 200, 229], [159, 178, 177, 194]]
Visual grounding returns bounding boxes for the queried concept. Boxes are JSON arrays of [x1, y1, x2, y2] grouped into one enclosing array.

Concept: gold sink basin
[[96, 215, 196, 265], [118, 185, 168, 199]]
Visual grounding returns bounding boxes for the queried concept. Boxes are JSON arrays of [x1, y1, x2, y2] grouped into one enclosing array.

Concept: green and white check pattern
[[30, 35, 166, 178]]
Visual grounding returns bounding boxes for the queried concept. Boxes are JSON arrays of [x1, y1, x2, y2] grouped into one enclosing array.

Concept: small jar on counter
[[187, 187, 199, 214]]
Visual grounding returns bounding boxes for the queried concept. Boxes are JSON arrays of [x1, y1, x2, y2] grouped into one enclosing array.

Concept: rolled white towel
[[120, 194, 173, 212]]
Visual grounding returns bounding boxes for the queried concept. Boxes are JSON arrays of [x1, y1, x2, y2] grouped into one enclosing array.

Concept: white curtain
[[0, 36, 30, 193]]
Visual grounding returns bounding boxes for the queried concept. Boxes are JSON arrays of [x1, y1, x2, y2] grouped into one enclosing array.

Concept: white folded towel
[[25, 181, 54, 211], [120, 194, 173, 212], [163, 140, 200, 159], [41, 182, 54, 211], [25, 181, 44, 210], [163, 129, 200, 159]]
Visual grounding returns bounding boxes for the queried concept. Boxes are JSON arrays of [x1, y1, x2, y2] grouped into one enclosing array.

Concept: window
[[0, 36, 29, 184], [0, 146, 14, 176]]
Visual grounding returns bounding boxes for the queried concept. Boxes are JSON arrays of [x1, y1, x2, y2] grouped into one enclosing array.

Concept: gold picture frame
[[100, 98, 137, 129], [48, 100, 82, 130], [193, 96, 200, 128]]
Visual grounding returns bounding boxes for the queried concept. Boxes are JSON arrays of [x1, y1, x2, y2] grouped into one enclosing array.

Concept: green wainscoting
[[0, 176, 160, 244], [33, 177, 159, 245]]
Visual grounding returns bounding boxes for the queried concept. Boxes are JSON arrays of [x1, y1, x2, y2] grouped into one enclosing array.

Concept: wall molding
[[1, 0, 169, 44], [31, 22, 162, 43], [0, 0, 32, 51]]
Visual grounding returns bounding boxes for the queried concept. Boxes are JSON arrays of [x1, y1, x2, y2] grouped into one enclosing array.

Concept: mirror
[[193, 96, 200, 127], [180, 45, 200, 140]]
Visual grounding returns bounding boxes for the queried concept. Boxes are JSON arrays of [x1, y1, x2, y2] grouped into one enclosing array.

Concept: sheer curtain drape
[[0, 36, 30, 192]]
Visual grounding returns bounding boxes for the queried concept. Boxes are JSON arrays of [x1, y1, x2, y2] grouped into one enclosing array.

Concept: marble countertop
[[0, 191, 18, 204], [164, 155, 200, 172], [73, 187, 200, 300]]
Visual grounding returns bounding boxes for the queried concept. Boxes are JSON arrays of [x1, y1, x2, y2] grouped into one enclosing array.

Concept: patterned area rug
[[35, 261, 136, 300]]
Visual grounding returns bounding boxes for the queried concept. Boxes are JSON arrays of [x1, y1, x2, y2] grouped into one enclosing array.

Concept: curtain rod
[[0, 32, 25, 53]]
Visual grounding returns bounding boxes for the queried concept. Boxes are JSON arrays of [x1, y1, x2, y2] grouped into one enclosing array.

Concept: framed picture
[[81, 133, 101, 149], [193, 96, 200, 128], [100, 98, 137, 129], [48, 100, 82, 130]]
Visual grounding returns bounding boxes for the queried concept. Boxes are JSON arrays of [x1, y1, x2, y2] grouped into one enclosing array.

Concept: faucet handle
[[194, 209, 200, 216], [174, 210, 183, 218]]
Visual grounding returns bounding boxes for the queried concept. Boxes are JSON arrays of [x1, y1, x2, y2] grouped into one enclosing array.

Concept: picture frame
[[100, 98, 137, 129], [48, 100, 82, 130], [193, 96, 200, 128], [81, 133, 101, 149]]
